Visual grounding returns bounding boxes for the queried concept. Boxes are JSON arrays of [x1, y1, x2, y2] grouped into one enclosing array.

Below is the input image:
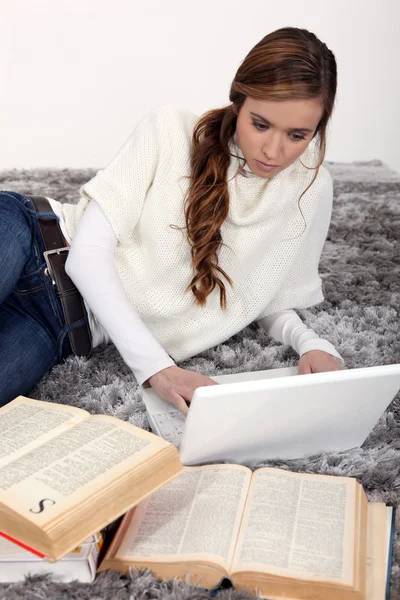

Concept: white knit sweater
[[63, 104, 335, 363]]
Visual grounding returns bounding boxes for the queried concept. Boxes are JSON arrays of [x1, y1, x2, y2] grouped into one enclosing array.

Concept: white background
[[2, 0, 399, 173]]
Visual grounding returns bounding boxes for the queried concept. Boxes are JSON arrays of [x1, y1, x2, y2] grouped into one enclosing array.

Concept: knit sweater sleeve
[[258, 165, 334, 316], [76, 107, 163, 244], [258, 309, 345, 365]]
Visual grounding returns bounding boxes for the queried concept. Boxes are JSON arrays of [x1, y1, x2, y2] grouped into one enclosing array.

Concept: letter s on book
[[29, 499, 56, 514]]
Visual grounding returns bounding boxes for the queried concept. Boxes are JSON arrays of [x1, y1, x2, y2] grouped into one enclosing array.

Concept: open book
[[0, 397, 183, 561], [100, 465, 393, 600]]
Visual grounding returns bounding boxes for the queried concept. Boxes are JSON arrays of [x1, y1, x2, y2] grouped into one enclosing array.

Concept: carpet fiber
[[0, 161, 399, 600]]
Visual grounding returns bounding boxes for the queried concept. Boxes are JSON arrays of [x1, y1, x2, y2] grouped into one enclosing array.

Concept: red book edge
[[0, 531, 46, 559]]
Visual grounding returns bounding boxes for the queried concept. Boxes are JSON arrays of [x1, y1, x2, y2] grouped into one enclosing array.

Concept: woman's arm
[[65, 200, 216, 414], [258, 309, 344, 365], [65, 200, 175, 385]]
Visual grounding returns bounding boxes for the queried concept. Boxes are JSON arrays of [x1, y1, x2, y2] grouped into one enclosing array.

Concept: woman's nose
[[262, 133, 281, 161]]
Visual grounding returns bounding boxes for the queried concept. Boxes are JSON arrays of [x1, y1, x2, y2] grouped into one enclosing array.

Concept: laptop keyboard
[[152, 411, 186, 446]]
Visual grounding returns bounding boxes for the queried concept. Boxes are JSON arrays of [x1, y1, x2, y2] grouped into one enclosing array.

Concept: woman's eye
[[252, 121, 267, 131], [290, 133, 306, 142], [252, 121, 305, 141]]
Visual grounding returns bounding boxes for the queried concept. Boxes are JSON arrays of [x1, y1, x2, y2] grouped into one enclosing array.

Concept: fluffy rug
[[0, 161, 399, 600]]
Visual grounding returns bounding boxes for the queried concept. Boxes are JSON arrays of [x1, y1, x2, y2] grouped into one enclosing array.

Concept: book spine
[[87, 533, 103, 580], [0, 532, 46, 559]]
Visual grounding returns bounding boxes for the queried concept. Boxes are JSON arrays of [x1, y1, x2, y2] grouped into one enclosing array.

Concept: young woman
[[0, 27, 344, 412]]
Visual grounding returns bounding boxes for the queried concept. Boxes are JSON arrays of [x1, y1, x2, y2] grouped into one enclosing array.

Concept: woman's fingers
[[147, 367, 219, 414], [167, 384, 195, 416], [169, 392, 190, 416]]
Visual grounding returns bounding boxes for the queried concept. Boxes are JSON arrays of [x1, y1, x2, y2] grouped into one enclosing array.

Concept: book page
[[0, 415, 168, 524], [115, 465, 251, 569], [365, 503, 387, 600], [232, 468, 356, 585], [0, 397, 89, 466], [384, 507, 393, 589]]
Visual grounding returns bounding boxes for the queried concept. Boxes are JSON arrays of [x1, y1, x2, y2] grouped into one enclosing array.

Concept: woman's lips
[[255, 160, 279, 172]]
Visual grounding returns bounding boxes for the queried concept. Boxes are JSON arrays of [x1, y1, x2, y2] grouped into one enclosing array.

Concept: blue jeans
[[0, 191, 76, 406]]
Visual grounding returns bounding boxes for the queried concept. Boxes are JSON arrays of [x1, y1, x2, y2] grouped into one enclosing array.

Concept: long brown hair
[[183, 27, 337, 309]]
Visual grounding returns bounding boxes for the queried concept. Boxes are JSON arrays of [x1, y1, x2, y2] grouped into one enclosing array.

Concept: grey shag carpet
[[0, 161, 399, 600]]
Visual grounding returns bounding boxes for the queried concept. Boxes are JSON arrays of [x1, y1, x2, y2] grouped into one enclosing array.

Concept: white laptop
[[141, 364, 400, 466]]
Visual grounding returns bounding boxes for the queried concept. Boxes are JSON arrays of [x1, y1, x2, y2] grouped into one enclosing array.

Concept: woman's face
[[235, 96, 324, 178]]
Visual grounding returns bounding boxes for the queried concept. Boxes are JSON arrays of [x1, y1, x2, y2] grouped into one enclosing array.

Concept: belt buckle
[[43, 247, 70, 286]]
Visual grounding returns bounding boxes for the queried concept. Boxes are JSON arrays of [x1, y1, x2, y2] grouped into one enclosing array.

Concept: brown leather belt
[[29, 195, 92, 358]]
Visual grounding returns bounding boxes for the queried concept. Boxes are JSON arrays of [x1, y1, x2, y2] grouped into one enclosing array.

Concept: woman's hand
[[146, 366, 218, 416], [298, 350, 344, 374]]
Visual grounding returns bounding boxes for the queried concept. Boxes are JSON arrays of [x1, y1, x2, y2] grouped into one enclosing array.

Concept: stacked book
[[0, 532, 102, 582]]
